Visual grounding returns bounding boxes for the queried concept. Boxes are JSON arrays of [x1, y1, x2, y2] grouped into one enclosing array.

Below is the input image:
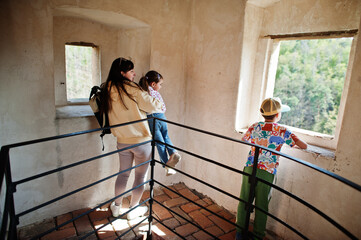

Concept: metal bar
[[5, 158, 18, 240], [4, 117, 361, 192], [0, 147, 9, 197], [154, 181, 238, 229], [0, 187, 10, 239], [155, 161, 308, 239], [80, 199, 150, 240], [32, 183, 151, 240], [155, 160, 246, 204], [153, 216, 187, 240], [114, 215, 149, 240], [147, 116, 157, 240], [13, 141, 151, 186], [0, 147, 10, 239], [1, 117, 359, 240], [158, 138, 355, 239], [154, 139, 246, 175], [3, 118, 149, 149], [250, 200, 309, 239], [156, 118, 361, 192], [256, 178, 357, 239], [153, 199, 221, 239], [17, 160, 151, 218]]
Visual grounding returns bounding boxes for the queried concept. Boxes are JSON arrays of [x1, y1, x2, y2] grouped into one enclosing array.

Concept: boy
[[236, 97, 307, 240]]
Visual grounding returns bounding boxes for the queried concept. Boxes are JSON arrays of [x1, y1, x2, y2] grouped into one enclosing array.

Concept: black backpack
[[89, 84, 111, 150]]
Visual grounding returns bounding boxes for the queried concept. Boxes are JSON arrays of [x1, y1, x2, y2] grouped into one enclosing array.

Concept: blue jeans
[[147, 113, 176, 164]]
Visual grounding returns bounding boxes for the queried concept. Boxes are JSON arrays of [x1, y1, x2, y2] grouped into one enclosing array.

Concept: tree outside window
[[65, 44, 100, 102], [274, 38, 352, 136]]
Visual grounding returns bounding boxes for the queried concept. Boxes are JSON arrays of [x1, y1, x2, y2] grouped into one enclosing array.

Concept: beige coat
[[108, 82, 162, 144]]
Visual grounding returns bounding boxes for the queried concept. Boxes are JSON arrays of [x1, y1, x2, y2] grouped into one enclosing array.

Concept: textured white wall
[[1, 0, 361, 239], [0, 0, 190, 226], [183, 0, 361, 239]]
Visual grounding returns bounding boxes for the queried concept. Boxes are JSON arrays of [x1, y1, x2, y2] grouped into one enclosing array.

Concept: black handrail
[[0, 117, 360, 240], [153, 140, 353, 239], [17, 160, 151, 219], [158, 118, 361, 192], [151, 117, 360, 239]]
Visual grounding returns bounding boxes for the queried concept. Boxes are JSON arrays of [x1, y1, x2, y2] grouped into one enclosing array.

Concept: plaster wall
[[236, 4, 265, 130], [236, 0, 361, 239], [53, 16, 119, 105], [1, 0, 361, 238], [183, 0, 361, 239], [262, 0, 361, 36], [183, 0, 246, 211], [1, 0, 190, 226]]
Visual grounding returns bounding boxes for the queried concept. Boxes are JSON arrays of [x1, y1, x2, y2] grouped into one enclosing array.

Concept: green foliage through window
[[274, 38, 352, 135], [65, 45, 94, 100]]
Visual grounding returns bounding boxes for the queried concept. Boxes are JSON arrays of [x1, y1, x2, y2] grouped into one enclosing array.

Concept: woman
[[103, 58, 162, 220]]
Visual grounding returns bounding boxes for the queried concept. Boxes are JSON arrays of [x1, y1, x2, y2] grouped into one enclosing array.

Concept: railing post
[[0, 147, 18, 240], [147, 117, 156, 240], [244, 146, 260, 240], [0, 147, 9, 239]]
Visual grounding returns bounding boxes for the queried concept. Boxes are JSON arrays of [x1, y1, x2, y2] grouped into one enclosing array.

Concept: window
[[65, 43, 100, 103], [236, 30, 356, 150], [272, 38, 353, 136]]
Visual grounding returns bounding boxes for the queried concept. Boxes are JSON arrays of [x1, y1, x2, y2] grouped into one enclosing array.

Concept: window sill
[[56, 105, 94, 119], [286, 126, 334, 140], [304, 144, 335, 159]]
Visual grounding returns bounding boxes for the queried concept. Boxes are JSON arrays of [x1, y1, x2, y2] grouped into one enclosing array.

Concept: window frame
[[236, 30, 358, 150], [64, 42, 101, 105]]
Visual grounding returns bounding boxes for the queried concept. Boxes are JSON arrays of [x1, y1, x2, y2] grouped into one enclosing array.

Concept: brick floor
[[17, 182, 279, 240]]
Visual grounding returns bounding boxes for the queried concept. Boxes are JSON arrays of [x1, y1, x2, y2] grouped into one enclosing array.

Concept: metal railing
[[0, 117, 360, 240]]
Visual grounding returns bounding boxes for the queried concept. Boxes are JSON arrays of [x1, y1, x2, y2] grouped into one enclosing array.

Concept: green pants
[[236, 166, 275, 239]]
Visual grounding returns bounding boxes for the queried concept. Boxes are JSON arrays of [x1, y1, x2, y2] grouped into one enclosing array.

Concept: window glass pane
[[274, 38, 352, 135], [65, 45, 93, 100]]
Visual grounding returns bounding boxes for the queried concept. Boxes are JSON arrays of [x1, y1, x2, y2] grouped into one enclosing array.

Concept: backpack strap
[[100, 131, 106, 151]]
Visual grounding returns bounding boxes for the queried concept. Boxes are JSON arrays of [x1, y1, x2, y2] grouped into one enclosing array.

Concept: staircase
[[17, 182, 280, 240]]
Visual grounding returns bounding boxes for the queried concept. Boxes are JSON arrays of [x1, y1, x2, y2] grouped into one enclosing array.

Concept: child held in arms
[[236, 97, 307, 240]]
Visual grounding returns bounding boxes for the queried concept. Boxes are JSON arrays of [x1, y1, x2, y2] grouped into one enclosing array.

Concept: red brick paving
[[188, 211, 214, 229], [72, 208, 94, 236], [164, 197, 189, 208], [170, 207, 193, 224], [55, 213, 74, 230], [178, 188, 200, 202], [154, 194, 171, 203], [40, 227, 77, 240], [163, 187, 180, 199], [18, 182, 278, 240], [153, 203, 173, 220], [181, 202, 202, 213], [175, 223, 199, 237]]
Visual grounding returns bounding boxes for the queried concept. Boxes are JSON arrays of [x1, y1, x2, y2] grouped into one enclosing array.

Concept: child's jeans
[[236, 166, 274, 239], [147, 113, 176, 164]]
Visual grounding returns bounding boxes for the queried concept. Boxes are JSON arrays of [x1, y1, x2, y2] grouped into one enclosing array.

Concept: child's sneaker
[[127, 206, 148, 220], [110, 201, 128, 218], [110, 202, 121, 217], [165, 167, 177, 176], [167, 153, 181, 168]]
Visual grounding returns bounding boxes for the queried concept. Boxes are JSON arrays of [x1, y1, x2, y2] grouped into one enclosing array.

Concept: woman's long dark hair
[[102, 57, 142, 113], [139, 70, 163, 93]]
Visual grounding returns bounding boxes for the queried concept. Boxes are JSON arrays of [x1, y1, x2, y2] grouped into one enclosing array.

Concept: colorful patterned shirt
[[148, 86, 166, 113], [242, 122, 299, 174]]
